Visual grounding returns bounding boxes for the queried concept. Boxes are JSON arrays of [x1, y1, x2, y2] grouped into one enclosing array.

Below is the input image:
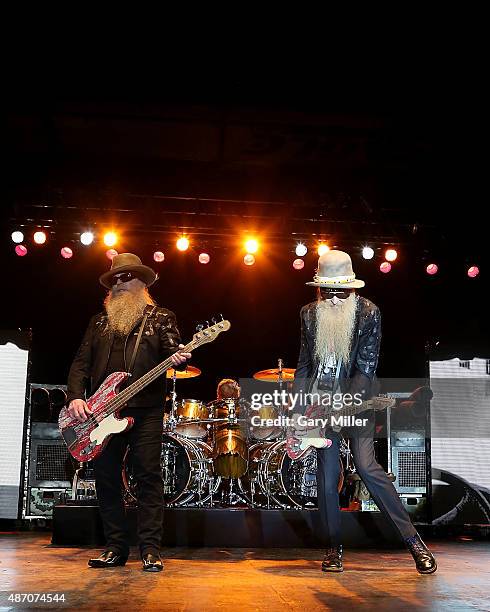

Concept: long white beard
[[104, 289, 151, 336], [314, 294, 357, 365]]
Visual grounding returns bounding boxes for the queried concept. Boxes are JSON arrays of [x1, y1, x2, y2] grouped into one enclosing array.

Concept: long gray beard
[[314, 294, 357, 365], [104, 290, 149, 336]]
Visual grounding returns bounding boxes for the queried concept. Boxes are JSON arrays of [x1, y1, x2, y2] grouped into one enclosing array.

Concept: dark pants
[[316, 413, 417, 547], [93, 407, 163, 557]]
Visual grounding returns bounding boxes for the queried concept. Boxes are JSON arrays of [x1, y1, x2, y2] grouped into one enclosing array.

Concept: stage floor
[[1, 533, 489, 611]]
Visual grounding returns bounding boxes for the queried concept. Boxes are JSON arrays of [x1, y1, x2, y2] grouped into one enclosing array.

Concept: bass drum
[[122, 433, 220, 507], [239, 440, 344, 509]]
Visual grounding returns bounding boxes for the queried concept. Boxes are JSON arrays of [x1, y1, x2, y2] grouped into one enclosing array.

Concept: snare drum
[[175, 399, 209, 439]]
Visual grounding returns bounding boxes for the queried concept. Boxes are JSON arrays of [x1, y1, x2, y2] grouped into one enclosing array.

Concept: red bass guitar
[[59, 319, 231, 461]]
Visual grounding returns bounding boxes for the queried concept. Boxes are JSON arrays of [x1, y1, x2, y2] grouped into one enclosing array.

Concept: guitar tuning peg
[[211, 317, 217, 325], [196, 323, 204, 332], [219, 313, 224, 321], [205, 320, 210, 328]]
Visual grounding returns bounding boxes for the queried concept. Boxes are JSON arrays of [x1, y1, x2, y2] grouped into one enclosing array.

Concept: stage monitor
[[430, 357, 490, 525], [0, 331, 30, 519]]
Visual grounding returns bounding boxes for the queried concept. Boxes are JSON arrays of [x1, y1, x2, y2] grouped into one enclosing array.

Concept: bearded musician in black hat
[[67, 253, 191, 572]]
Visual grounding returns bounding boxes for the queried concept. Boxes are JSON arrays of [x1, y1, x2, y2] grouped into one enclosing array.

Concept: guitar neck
[[323, 398, 389, 419], [106, 338, 198, 414]]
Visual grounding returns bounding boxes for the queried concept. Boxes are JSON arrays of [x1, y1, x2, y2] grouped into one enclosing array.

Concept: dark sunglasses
[[320, 288, 354, 300], [111, 272, 136, 286]]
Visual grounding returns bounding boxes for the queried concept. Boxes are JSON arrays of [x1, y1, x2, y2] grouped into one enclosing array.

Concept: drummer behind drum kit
[[121, 360, 364, 510]]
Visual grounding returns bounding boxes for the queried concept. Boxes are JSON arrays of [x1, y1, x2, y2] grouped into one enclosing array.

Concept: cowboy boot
[[405, 534, 437, 574], [322, 545, 343, 572]]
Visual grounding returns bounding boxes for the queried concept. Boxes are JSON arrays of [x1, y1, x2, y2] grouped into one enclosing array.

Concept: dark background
[[3, 74, 488, 403]]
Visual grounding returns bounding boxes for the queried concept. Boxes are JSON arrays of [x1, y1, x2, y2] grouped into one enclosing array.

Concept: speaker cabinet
[[23, 404, 75, 518]]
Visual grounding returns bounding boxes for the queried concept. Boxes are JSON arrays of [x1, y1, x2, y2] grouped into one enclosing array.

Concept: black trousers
[[316, 413, 417, 547], [93, 407, 163, 557]]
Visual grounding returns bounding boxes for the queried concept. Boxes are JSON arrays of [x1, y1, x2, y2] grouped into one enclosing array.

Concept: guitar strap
[[127, 306, 153, 374]]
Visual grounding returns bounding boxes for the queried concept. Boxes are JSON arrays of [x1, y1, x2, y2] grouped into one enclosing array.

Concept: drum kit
[[122, 360, 357, 509]]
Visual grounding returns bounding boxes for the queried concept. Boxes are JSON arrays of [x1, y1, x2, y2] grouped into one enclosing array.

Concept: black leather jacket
[[67, 304, 183, 408], [293, 295, 382, 407]]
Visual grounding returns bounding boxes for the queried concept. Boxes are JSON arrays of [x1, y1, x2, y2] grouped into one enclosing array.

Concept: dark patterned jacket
[[67, 304, 182, 408], [293, 296, 382, 406]]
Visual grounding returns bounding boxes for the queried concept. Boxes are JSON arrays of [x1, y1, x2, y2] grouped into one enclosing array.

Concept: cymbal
[[166, 365, 201, 379], [253, 368, 296, 382]]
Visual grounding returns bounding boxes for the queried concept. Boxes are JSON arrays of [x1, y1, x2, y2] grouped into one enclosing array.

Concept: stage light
[[295, 243, 307, 257], [380, 262, 392, 273], [103, 232, 117, 247], [61, 247, 73, 259], [244, 254, 255, 266], [318, 243, 329, 256], [33, 231, 47, 245], [199, 253, 210, 264], [153, 251, 165, 263], [426, 263, 438, 275], [106, 249, 118, 260], [11, 231, 24, 244], [468, 266, 480, 278], [362, 246, 374, 260], [80, 231, 94, 246], [385, 248, 397, 262], [293, 258, 305, 270], [177, 236, 190, 251], [15, 245, 27, 257], [245, 239, 259, 254]]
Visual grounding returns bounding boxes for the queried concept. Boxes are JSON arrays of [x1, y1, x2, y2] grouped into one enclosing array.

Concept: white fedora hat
[[306, 250, 365, 289]]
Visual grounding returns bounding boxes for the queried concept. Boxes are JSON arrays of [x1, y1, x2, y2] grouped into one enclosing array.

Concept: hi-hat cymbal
[[253, 368, 296, 382], [166, 365, 201, 379]]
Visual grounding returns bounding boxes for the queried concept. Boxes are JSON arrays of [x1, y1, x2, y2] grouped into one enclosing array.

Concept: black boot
[[405, 534, 437, 574], [322, 545, 343, 572], [142, 552, 164, 572], [88, 550, 128, 568]]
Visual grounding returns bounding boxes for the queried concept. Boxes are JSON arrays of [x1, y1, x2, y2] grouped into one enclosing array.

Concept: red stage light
[[467, 266, 479, 278], [106, 249, 118, 260], [426, 263, 438, 275], [153, 251, 165, 262], [15, 245, 27, 257], [380, 261, 391, 273], [61, 247, 73, 259], [293, 258, 305, 270], [199, 253, 210, 264]]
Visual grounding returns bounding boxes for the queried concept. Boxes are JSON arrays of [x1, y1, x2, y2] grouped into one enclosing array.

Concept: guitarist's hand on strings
[[171, 344, 192, 366], [290, 412, 310, 438], [68, 399, 93, 423]]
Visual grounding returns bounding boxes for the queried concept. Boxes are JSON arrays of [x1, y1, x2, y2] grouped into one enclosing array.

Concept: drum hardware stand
[[168, 370, 178, 429], [208, 475, 215, 507], [277, 358, 291, 441], [224, 399, 238, 426], [221, 478, 248, 506], [72, 461, 97, 502], [250, 478, 256, 507]]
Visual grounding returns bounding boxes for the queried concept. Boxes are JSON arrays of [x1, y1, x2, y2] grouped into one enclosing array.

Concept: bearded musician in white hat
[[292, 250, 437, 574]]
